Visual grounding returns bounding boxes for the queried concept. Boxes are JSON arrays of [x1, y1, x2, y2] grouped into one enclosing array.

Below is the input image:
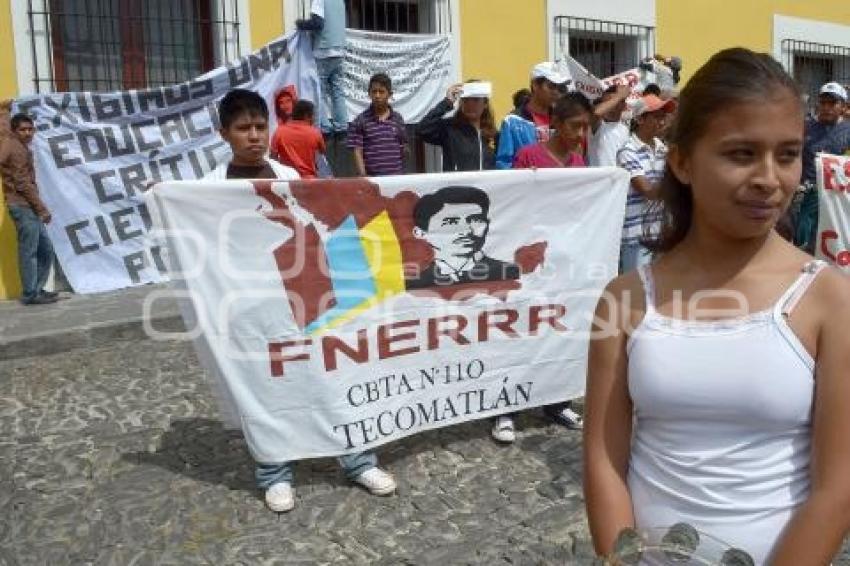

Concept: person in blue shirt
[[795, 82, 850, 253], [495, 62, 570, 169]]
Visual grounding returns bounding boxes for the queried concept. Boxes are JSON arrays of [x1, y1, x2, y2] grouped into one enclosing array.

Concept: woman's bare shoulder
[[597, 269, 649, 333], [810, 264, 850, 311], [601, 270, 645, 301]]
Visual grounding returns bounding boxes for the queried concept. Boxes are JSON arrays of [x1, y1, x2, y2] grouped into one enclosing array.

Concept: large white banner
[[146, 168, 629, 462], [816, 153, 850, 270], [13, 32, 318, 294], [343, 29, 453, 124]]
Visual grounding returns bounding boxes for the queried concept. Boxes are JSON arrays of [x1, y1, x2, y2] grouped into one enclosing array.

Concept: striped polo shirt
[[347, 105, 407, 176], [616, 133, 666, 244]]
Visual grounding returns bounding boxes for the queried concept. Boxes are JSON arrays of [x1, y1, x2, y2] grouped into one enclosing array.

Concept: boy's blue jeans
[[316, 56, 348, 135], [8, 205, 53, 303], [255, 450, 377, 489]]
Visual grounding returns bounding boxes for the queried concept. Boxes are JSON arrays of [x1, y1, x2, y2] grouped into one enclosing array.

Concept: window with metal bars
[[297, 0, 450, 34], [781, 39, 850, 109], [554, 16, 655, 79], [27, 0, 241, 93]]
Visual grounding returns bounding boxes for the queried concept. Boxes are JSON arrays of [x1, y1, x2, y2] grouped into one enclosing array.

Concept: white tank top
[[627, 260, 825, 565]]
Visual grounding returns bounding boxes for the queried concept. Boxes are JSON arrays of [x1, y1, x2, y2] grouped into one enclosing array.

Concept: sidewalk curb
[[0, 314, 186, 362]]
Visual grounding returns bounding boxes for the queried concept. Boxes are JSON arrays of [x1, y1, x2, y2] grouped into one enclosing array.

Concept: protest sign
[[563, 54, 676, 102], [816, 153, 850, 270], [13, 32, 318, 293], [343, 29, 453, 123], [146, 168, 629, 462]]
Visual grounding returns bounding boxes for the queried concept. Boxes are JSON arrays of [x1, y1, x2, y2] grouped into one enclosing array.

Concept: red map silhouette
[[250, 179, 549, 327]]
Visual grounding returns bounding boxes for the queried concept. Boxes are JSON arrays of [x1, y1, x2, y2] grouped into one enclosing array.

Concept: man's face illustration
[[417, 203, 489, 259]]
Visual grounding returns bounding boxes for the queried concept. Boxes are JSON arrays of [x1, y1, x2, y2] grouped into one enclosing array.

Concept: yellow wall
[[460, 0, 547, 121], [657, 0, 850, 85], [0, 0, 20, 299], [249, 0, 285, 48]]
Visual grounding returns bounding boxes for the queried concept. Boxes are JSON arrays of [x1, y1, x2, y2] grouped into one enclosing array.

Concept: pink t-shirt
[[512, 143, 586, 169]]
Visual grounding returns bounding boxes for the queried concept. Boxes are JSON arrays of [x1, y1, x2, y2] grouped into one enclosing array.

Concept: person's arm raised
[[584, 275, 638, 557], [419, 86, 460, 145], [770, 269, 850, 565], [591, 85, 630, 131]]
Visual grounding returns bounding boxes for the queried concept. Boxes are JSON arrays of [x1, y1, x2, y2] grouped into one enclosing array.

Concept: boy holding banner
[[206, 89, 397, 512]]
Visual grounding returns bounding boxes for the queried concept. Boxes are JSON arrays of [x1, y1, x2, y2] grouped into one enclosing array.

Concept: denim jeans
[[8, 205, 54, 303], [255, 450, 377, 489], [619, 240, 652, 274], [316, 56, 348, 135]]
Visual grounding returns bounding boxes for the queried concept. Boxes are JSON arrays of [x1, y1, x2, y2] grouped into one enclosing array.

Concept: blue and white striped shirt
[[616, 134, 666, 244]]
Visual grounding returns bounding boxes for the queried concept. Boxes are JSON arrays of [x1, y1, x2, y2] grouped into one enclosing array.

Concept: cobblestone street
[[2, 329, 849, 565], [1, 338, 598, 565]]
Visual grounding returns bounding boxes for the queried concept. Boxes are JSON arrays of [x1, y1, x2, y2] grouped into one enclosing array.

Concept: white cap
[[460, 82, 492, 99], [820, 82, 848, 102], [531, 62, 571, 85]]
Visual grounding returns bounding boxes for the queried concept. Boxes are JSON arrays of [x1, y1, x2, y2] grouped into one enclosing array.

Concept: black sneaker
[[25, 294, 59, 305], [39, 290, 59, 300], [543, 403, 584, 430]]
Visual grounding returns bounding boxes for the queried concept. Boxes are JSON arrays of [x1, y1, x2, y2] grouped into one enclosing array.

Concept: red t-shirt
[[530, 109, 551, 143], [512, 143, 585, 169], [270, 121, 326, 178]]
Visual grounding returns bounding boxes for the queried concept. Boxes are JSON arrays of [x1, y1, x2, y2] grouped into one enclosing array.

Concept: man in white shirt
[[588, 84, 631, 167]]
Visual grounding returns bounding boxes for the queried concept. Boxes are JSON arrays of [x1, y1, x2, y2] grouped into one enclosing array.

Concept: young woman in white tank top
[[583, 48, 850, 565]]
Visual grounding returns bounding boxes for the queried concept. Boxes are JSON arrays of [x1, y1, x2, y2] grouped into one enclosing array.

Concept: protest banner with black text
[[343, 29, 453, 123], [816, 153, 850, 271], [146, 168, 629, 462], [13, 31, 317, 293]]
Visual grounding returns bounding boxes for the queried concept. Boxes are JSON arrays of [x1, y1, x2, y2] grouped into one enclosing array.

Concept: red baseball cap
[[634, 94, 677, 117]]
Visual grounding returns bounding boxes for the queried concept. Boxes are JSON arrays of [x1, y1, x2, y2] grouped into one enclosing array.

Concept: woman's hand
[[446, 84, 464, 104]]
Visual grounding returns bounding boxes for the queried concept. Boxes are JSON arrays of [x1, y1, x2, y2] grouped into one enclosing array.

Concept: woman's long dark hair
[[453, 79, 498, 143], [643, 48, 803, 252]]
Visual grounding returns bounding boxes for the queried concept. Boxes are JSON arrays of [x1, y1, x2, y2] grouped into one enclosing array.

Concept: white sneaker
[[264, 481, 295, 512], [491, 416, 516, 443], [558, 406, 584, 430], [353, 467, 396, 496]]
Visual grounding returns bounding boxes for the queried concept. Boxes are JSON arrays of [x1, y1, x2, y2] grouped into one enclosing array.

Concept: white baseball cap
[[531, 62, 571, 85], [820, 82, 848, 102], [460, 82, 492, 99]]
